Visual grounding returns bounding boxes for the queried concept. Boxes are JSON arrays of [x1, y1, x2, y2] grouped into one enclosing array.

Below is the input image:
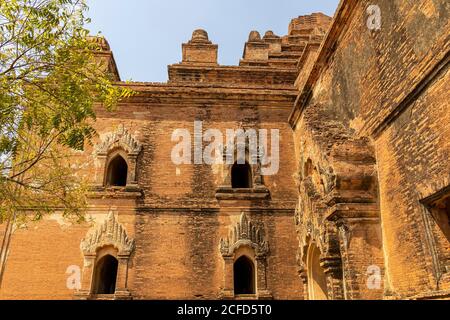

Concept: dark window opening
[[231, 162, 252, 188], [93, 254, 118, 294], [234, 255, 255, 295], [106, 155, 128, 187]]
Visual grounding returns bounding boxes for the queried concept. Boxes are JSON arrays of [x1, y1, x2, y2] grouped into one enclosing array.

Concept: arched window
[[106, 155, 128, 187], [92, 254, 118, 294], [307, 244, 328, 300], [423, 189, 450, 242], [220, 213, 270, 299], [233, 255, 255, 295], [231, 162, 252, 188]]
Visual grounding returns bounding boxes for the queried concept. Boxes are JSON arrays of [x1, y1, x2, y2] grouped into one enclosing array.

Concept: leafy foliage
[[0, 0, 133, 223]]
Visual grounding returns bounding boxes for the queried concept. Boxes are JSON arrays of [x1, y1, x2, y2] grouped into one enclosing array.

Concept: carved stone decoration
[[220, 212, 269, 257], [294, 143, 384, 300], [81, 211, 135, 256], [219, 212, 272, 300], [294, 156, 336, 199], [95, 124, 142, 156], [319, 164, 336, 194], [93, 124, 143, 188], [294, 153, 345, 300]]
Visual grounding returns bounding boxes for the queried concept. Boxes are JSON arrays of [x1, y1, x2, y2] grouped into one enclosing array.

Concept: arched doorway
[[231, 162, 252, 188], [233, 255, 255, 295], [92, 254, 118, 294], [106, 155, 128, 186], [307, 243, 328, 300]]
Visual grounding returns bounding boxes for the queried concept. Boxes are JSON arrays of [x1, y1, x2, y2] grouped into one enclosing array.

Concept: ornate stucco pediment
[[220, 212, 269, 257], [222, 139, 265, 159], [95, 124, 142, 156], [81, 212, 135, 255]]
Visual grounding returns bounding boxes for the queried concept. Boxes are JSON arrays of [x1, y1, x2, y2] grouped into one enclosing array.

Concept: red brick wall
[[0, 85, 303, 300]]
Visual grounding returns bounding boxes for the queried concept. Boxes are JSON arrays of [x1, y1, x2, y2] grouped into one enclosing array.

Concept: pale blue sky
[[86, 0, 339, 82]]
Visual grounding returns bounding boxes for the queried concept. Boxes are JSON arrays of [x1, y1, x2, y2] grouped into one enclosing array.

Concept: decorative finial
[[263, 30, 279, 39], [248, 30, 261, 42], [191, 29, 210, 43]]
